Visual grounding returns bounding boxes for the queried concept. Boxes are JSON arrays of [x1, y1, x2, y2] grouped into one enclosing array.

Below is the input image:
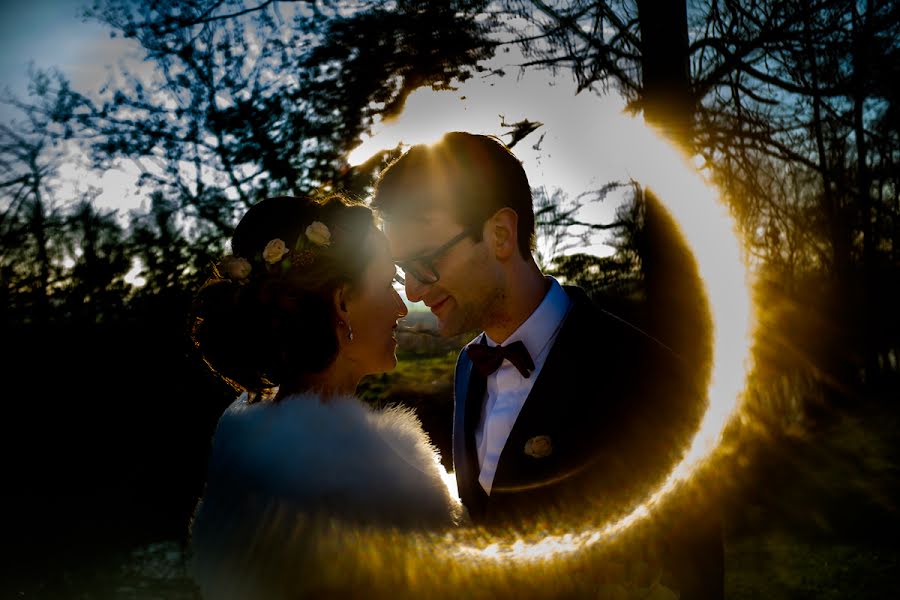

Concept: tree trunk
[[29, 155, 51, 326], [804, 3, 856, 404], [79, 203, 99, 324], [634, 0, 706, 357], [636, 0, 694, 148], [852, 0, 877, 383]]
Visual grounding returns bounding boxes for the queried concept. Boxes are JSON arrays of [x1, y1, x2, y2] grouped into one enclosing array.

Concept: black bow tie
[[466, 339, 535, 379]]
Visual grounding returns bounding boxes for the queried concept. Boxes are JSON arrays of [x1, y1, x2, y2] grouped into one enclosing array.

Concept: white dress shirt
[[471, 277, 572, 494]]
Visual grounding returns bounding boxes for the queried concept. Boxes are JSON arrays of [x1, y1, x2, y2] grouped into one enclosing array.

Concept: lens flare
[[350, 85, 754, 564]]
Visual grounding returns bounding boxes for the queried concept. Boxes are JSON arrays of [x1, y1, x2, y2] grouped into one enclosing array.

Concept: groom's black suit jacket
[[453, 285, 724, 599]]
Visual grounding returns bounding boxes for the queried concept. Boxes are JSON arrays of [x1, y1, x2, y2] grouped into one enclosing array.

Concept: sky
[[0, 1, 665, 292], [0, 0, 127, 118], [0, 0, 150, 216], [349, 74, 637, 261]]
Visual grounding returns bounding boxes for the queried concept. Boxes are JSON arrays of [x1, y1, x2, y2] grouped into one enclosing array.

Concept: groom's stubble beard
[[438, 254, 507, 338], [444, 285, 506, 338]]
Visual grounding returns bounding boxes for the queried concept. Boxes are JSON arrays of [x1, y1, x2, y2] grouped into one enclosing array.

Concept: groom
[[373, 131, 723, 599]]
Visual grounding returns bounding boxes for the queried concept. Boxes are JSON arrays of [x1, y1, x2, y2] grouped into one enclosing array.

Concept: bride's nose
[[393, 288, 409, 317]]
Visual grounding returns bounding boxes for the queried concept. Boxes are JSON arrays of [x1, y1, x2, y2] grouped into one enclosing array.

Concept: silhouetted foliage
[[59, 195, 132, 324], [504, 0, 900, 398], [0, 121, 67, 326]]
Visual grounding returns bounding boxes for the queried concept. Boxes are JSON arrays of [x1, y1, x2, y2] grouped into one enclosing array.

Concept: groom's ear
[[488, 207, 519, 261]]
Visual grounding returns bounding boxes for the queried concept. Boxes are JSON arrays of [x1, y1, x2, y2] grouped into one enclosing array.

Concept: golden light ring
[[351, 109, 754, 565], [445, 115, 754, 561]]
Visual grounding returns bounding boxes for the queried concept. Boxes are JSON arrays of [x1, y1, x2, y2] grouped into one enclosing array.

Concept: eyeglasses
[[394, 227, 476, 285]]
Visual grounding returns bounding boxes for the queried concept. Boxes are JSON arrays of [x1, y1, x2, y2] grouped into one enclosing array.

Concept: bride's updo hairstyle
[[190, 195, 376, 401]]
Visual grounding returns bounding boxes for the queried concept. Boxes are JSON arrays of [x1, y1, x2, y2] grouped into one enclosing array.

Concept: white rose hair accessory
[[217, 221, 333, 282], [305, 221, 331, 246], [262, 238, 289, 264], [218, 255, 252, 282]]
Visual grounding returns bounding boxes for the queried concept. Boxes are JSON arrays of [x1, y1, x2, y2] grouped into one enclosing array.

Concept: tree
[[505, 0, 900, 394], [0, 118, 66, 326], [58, 193, 132, 324], [69, 1, 495, 205]]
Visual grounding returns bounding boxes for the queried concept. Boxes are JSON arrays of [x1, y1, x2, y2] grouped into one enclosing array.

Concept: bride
[[187, 194, 464, 598]]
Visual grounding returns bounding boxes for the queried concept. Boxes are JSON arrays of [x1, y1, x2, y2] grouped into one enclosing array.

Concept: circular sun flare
[[349, 86, 755, 563]]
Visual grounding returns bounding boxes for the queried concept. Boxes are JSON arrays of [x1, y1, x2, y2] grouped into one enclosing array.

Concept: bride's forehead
[[366, 229, 393, 260]]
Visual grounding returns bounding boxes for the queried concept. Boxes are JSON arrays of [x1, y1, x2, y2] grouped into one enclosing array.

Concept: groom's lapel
[[491, 287, 604, 491], [453, 345, 488, 515], [492, 286, 657, 494]]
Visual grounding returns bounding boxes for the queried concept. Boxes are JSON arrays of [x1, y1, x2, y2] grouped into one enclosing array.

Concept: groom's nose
[[404, 275, 428, 302]]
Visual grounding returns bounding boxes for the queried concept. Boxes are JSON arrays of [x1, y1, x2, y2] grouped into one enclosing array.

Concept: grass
[[726, 535, 899, 600], [358, 349, 459, 406], [719, 395, 900, 599]]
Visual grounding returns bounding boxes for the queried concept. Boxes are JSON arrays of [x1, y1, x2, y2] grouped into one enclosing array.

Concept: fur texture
[[189, 392, 463, 598]]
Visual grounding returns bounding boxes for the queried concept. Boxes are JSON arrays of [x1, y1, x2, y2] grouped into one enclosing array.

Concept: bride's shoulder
[[208, 392, 442, 469], [368, 402, 434, 445], [211, 392, 412, 443]]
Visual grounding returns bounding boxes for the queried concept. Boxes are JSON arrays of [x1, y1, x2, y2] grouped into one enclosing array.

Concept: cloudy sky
[[1, 1, 643, 261], [0, 0, 127, 122]]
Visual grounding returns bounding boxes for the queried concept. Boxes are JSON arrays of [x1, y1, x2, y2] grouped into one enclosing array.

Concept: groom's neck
[[483, 261, 548, 344]]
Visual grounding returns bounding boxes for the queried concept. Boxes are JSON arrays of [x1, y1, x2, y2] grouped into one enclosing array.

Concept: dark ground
[[3, 335, 899, 599]]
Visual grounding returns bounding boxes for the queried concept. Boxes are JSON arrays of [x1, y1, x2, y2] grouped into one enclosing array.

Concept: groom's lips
[[428, 297, 450, 316]]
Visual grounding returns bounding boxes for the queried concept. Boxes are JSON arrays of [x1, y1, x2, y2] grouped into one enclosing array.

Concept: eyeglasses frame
[[393, 226, 479, 285]]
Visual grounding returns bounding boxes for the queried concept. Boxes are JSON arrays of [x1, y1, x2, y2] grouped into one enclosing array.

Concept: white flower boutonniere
[[262, 238, 289, 264], [524, 435, 553, 458], [305, 221, 331, 246]]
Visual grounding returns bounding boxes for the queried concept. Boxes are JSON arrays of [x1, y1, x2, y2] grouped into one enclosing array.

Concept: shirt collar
[[482, 276, 571, 360]]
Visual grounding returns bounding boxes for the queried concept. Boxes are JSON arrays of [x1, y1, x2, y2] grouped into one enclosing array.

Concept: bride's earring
[[340, 320, 353, 342]]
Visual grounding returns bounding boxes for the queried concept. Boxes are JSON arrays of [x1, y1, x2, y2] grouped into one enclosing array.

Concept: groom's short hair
[[372, 131, 535, 259]]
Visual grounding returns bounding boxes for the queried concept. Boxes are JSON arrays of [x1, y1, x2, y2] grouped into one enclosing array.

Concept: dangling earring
[[338, 320, 353, 342]]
